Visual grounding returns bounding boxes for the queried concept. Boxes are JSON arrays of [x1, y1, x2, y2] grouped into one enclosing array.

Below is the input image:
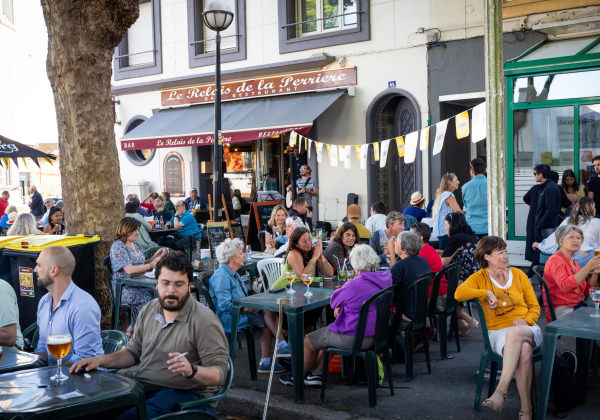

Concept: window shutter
[[203, 0, 237, 53], [127, 2, 154, 66]]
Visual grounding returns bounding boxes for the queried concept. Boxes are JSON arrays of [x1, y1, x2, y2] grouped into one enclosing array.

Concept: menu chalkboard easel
[[246, 200, 282, 251], [207, 222, 231, 258]]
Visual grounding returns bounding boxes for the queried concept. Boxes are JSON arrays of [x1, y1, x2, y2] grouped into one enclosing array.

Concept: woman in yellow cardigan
[[455, 236, 541, 420]]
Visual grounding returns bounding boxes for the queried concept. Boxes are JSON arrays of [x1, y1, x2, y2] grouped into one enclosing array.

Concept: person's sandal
[[518, 411, 532, 420], [481, 390, 507, 412]]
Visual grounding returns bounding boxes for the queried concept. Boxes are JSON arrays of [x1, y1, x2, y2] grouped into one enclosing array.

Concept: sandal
[[481, 389, 507, 412], [519, 411, 532, 420], [458, 320, 473, 336]]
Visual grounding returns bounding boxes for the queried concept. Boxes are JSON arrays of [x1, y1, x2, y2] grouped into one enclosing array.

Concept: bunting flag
[[373, 142, 380, 162], [298, 134, 304, 152], [355, 145, 361, 162], [1, 158, 8, 167], [326, 144, 331, 158], [419, 127, 430, 151], [404, 131, 419, 164], [289, 131, 297, 147], [44, 157, 54, 165], [338, 145, 345, 162], [20, 158, 27, 168], [360, 144, 369, 169], [330, 145, 338, 167], [344, 145, 351, 169], [395, 136, 405, 157], [432, 119, 449, 156], [307, 139, 313, 158], [380, 139, 390, 168], [456, 111, 470, 139], [316, 142, 323, 163], [471, 103, 486, 143]]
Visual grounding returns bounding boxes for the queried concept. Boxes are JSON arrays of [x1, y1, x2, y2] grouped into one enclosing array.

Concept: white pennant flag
[[330, 145, 338, 167], [379, 139, 391, 168], [471, 103, 486, 143], [307, 139, 313, 158], [419, 127, 430, 151], [404, 131, 419, 164], [344, 145, 351, 169], [359, 144, 369, 170], [316, 142, 323, 163], [289, 131, 297, 147], [338, 145, 345, 162], [432, 119, 449, 156]]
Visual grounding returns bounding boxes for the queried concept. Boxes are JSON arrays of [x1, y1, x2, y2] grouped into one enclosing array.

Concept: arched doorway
[[366, 89, 421, 212], [163, 152, 185, 195]]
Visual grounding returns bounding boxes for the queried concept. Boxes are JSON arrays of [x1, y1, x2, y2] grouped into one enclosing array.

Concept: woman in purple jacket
[[279, 244, 392, 388]]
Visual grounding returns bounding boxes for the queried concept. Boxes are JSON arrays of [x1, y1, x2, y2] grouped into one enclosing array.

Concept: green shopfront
[[506, 36, 600, 241]]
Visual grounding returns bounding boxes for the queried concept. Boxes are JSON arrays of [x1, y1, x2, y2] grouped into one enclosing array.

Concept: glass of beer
[[302, 274, 313, 297], [47, 333, 72, 382], [285, 270, 296, 294]]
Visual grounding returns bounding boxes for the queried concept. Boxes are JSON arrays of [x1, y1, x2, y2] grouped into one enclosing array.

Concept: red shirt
[[140, 203, 155, 213], [543, 251, 590, 322], [419, 244, 448, 297], [0, 198, 8, 217]]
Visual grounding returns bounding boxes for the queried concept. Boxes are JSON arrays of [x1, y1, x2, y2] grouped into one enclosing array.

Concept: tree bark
[[41, 0, 139, 327]]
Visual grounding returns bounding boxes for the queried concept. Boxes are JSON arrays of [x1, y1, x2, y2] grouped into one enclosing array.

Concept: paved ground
[[215, 307, 600, 420]]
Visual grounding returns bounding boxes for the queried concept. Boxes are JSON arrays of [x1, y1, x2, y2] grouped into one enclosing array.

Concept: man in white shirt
[[365, 201, 387, 233]]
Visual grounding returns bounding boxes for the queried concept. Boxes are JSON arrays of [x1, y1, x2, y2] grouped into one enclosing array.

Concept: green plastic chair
[[154, 411, 218, 420], [532, 265, 556, 322], [100, 329, 128, 354], [428, 262, 462, 359], [391, 272, 434, 381], [176, 356, 234, 411], [103, 255, 131, 330], [470, 299, 542, 416], [22, 322, 39, 352], [320, 284, 396, 407]]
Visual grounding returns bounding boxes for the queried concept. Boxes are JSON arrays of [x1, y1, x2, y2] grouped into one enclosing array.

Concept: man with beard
[[34, 246, 103, 364], [71, 251, 229, 419]]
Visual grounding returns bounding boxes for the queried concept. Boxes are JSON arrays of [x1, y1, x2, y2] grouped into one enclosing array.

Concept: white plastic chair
[[256, 258, 284, 292]]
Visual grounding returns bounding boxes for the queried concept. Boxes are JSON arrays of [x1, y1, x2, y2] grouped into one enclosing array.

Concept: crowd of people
[[0, 187, 64, 236]]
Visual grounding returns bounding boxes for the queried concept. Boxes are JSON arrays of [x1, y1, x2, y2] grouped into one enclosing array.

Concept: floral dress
[[110, 240, 154, 327]]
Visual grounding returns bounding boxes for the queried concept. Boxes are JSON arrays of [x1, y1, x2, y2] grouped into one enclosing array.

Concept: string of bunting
[[289, 102, 486, 168]]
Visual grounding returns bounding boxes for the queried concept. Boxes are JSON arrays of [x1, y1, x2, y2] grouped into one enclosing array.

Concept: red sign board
[[160, 67, 357, 107]]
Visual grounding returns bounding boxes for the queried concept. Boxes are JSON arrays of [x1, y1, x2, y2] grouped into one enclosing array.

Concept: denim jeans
[[117, 386, 214, 420]]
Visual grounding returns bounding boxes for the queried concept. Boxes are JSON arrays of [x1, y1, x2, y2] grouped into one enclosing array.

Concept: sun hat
[[347, 204, 362, 219], [410, 191, 425, 205]]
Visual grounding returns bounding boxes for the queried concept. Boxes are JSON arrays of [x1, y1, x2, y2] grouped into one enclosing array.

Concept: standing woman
[[455, 237, 542, 420], [324, 222, 358, 272], [431, 173, 462, 249], [43, 206, 65, 235], [265, 205, 289, 254], [560, 169, 585, 214]]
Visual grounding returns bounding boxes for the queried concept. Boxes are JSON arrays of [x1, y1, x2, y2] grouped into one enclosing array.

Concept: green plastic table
[[113, 273, 157, 329], [0, 366, 146, 419], [538, 307, 600, 419], [0, 346, 40, 374], [229, 284, 336, 404]]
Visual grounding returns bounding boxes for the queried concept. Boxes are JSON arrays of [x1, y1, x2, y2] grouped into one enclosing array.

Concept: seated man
[[71, 251, 230, 419], [337, 204, 371, 240], [403, 191, 427, 222], [0, 278, 24, 349], [287, 197, 312, 231], [369, 211, 405, 264], [34, 246, 103, 364], [184, 188, 205, 211], [166, 200, 202, 251], [151, 197, 173, 224]]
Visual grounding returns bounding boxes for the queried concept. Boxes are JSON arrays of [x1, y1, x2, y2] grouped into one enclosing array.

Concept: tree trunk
[[41, 0, 139, 327]]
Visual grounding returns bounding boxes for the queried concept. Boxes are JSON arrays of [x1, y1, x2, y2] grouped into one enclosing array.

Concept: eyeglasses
[[494, 289, 515, 316]]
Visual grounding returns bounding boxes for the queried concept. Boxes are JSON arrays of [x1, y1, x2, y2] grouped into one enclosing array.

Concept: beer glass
[[302, 274, 313, 297], [285, 270, 296, 294], [47, 333, 72, 382]]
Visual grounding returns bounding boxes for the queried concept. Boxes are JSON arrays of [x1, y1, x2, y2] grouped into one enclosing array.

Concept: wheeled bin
[[0, 236, 33, 282]]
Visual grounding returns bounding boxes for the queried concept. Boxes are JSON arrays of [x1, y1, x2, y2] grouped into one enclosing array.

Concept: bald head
[[42, 246, 76, 277], [176, 200, 185, 207]]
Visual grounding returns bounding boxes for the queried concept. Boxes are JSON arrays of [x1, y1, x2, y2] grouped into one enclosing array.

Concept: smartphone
[[269, 287, 285, 293]]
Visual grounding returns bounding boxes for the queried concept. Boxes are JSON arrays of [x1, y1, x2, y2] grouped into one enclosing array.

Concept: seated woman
[[323, 222, 358, 272], [210, 238, 289, 373], [43, 206, 65, 235], [7, 213, 41, 236], [110, 217, 166, 338], [455, 236, 542, 420], [271, 227, 334, 290], [273, 216, 307, 258], [265, 205, 288, 254], [542, 225, 600, 322], [534, 198, 600, 268], [0, 205, 17, 231], [279, 245, 391, 387]]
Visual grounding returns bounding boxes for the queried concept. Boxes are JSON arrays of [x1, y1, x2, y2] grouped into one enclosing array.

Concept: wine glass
[[245, 245, 252, 257], [285, 270, 296, 294], [590, 287, 600, 318], [47, 333, 72, 382], [302, 274, 313, 297]]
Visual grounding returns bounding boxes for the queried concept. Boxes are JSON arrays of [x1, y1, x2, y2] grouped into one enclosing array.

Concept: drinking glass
[[245, 245, 252, 256], [47, 333, 72, 382], [302, 274, 313, 297], [0, 346, 3, 364], [347, 270, 355, 280], [285, 270, 296, 294], [338, 270, 347, 284], [591, 287, 600, 318], [316, 228, 323, 240]]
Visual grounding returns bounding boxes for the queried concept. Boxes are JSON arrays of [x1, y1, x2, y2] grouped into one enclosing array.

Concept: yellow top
[[336, 221, 371, 239], [454, 267, 540, 330]]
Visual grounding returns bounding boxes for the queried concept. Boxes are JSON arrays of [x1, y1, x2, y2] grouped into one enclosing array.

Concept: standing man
[[33, 246, 103, 364], [71, 251, 230, 418], [588, 155, 600, 216], [403, 192, 427, 222], [0, 190, 9, 218], [462, 158, 488, 238], [532, 164, 561, 261], [29, 186, 45, 221], [184, 188, 204, 211]]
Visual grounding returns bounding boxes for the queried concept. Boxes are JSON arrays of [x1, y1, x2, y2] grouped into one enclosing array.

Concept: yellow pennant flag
[[456, 111, 470, 139], [44, 157, 54, 165], [355, 145, 361, 162], [396, 136, 405, 157], [419, 127, 430, 151], [21, 158, 27, 168], [326, 144, 331, 158], [373, 142, 380, 162], [1, 158, 9, 167]]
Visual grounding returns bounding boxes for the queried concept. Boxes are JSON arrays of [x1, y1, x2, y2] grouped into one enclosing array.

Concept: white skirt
[[488, 324, 543, 356]]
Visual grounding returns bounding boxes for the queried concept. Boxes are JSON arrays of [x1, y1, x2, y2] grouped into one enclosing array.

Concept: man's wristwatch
[[186, 363, 198, 379]]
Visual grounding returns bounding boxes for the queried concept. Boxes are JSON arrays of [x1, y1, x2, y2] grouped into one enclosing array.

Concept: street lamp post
[[203, 0, 233, 222]]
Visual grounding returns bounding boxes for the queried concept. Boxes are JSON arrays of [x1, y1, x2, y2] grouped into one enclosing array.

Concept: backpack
[[454, 243, 480, 281], [550, 349, 578, 417]]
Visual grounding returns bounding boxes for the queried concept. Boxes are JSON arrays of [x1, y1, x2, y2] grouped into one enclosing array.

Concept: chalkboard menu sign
[[246, 200, 283, 251], [207, 222, 231, 258]]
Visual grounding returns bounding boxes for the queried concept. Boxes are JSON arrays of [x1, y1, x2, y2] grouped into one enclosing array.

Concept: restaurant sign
[[161, 67, 357, 107]]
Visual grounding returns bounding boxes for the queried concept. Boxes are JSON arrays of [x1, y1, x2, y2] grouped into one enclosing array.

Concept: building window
[[0, 0, 13, 26], [124, 117, 156, 166], [187, 0, 246, 68], [113, 0, 162, 81], [278, 0, 368, 54], [163, 152, 185, 195]]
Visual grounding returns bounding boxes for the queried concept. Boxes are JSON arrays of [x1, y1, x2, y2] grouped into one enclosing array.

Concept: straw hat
[[347, 204, 362, 219], [410, 191, 425, 205]]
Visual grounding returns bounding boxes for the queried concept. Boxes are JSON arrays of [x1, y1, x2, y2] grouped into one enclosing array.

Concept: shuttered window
[[128, 2, 154, 66]]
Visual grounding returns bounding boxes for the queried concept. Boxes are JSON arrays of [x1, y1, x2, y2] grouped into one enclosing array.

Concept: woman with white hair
[[7, 213, 41, 236], [279, 245, 392, 387], [209, 238, 290, 374], [272, 216, 307, 257]]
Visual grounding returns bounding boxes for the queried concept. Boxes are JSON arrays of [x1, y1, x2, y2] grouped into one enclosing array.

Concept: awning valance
[[120, 90, 346, 150]]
